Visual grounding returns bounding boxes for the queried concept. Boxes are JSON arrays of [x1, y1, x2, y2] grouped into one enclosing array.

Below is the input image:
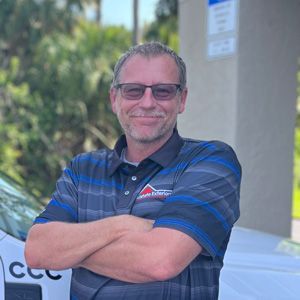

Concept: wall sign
[[206, 0, 239, 59]]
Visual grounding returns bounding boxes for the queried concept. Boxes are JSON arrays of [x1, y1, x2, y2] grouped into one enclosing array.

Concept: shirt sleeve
[[153, 141, 241, 258], [33, 155, 80, 224]]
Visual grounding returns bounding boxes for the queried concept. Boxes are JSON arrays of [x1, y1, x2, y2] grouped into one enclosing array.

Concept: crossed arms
[[25, 215, 202, 283]]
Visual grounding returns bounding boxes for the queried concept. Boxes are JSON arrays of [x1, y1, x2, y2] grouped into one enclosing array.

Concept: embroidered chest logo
[[136, 184, 172, 201]]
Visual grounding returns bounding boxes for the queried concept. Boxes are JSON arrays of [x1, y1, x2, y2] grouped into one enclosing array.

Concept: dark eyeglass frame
[[114, 83, 182, 101]]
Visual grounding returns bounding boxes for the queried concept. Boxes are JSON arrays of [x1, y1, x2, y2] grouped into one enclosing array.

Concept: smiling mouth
[[132, 115, 162, 118], [130, 112, 166, 118], [130, 115, 164, 125], [131, 115, 165, 123]]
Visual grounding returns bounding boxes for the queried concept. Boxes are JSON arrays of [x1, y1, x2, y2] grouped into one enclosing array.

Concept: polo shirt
[[34, 130, 241, 300]]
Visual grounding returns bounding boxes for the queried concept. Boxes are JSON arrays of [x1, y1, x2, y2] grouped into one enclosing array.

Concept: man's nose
[[139, 87, 156, 108]]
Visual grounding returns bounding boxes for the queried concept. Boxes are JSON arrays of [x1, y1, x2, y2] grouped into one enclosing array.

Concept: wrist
[[102, 215, 130, 239]]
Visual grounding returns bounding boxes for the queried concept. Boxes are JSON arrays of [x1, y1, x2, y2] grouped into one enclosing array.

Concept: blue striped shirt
[[34, 130, 241, 300]]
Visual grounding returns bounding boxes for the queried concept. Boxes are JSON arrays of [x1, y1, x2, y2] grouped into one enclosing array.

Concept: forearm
[[79, 231, 162, 283], [79, 228, 201, 283], [25, 216, 136, 270]]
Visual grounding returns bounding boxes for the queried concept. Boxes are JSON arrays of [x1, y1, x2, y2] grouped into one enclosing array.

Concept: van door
[[0, 257, 5, 300]]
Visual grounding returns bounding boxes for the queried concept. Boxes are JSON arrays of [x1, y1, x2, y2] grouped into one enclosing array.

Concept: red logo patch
[[136, 184, 172, 201]]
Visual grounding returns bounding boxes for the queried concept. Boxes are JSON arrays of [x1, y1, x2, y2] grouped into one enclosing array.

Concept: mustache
[[129, 110, 166, 117]]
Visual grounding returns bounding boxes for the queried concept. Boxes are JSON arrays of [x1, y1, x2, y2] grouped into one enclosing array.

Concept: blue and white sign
[[206, 0, 239, 59], [207, 37, 236, 58]]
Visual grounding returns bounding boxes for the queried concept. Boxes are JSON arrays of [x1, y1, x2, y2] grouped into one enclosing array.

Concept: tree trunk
[[132, 0, 139, 45], [95, 0, 102, 25]]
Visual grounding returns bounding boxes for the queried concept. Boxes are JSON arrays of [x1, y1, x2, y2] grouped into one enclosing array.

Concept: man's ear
[[109, 87, 117, 114], [178, 87, 188, 114]]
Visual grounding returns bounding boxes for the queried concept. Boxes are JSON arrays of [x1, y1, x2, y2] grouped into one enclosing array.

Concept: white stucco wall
[[178, 0, 300, 236]]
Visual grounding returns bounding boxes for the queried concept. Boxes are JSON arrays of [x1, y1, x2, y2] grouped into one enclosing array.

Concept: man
[[25, 42, 241, 299]]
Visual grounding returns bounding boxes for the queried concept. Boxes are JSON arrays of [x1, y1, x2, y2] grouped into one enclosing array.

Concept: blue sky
[[101, 0, 158, 29]]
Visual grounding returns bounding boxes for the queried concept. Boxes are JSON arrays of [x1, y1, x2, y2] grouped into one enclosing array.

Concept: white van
[[0, 173, 71, 299], [1, 171, 300, 299]]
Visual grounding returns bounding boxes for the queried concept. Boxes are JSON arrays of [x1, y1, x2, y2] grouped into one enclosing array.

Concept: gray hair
[[112, 41, 187, 89]]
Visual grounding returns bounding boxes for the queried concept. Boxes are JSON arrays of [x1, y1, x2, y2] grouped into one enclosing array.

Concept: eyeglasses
[[114, 83, 182, 101]]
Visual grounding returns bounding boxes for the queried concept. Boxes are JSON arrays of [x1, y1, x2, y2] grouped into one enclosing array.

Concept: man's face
[[110, 54, 187, 145]]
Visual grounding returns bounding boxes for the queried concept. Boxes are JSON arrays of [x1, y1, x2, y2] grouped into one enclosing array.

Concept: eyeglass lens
[[119, 84, 180, 101]]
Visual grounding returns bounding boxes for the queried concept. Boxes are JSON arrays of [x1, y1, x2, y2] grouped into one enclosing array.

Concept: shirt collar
[[109, 135, 127, 175], [109, 129, 184, 175], [148, 129, 184, 167]]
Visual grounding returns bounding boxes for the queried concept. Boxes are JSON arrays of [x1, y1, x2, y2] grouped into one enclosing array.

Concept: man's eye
[[124, 87, 142, 95], [156, 88, 170, 94], [128, 88, 142, 93], [155, 88, 173, 97]]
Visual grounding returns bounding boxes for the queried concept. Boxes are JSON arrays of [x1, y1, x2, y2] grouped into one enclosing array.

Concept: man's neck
[[125, 134, 172, 162]]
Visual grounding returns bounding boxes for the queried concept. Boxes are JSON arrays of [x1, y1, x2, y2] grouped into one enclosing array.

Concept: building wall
[[178, 0, 300, 236]]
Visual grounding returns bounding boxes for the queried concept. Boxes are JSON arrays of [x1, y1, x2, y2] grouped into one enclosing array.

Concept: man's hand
[[119, 215, 154, 232]]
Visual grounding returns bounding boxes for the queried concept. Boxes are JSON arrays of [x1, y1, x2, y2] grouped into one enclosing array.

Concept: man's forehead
[[119, 54, 178, 80], [123, 54, 175, 68]]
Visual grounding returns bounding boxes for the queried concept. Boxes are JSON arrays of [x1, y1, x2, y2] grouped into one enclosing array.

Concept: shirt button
[[131, 176, 137, 181], [124, 190, 130, 195]]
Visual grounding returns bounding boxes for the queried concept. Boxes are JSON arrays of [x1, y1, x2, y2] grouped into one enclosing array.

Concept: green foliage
[[293, 184, 300, 219], [0, 0, 75, 70], [155, 0, 178, 22], [143, 0, 178, 51], [0, 0, 131, 197], [0, 57, 33, 184], [293, 68, 300, 219], [0, 0, 179, 198]]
